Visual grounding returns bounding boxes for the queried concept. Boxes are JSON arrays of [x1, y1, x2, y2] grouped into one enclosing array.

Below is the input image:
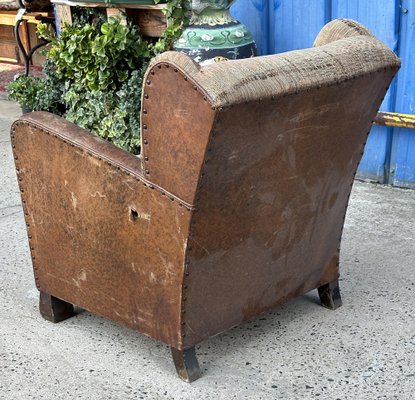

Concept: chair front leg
[[171, 346, 201, 383]]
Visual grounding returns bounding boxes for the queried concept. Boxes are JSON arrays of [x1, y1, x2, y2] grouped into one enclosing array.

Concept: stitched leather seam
[[141, 63, 217, 346]]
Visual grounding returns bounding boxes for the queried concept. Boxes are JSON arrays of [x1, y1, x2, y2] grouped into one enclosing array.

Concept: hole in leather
[[130, 209, 138, 221]]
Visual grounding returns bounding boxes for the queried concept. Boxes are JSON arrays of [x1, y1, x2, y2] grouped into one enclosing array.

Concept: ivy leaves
[[7, 59, 65, 114], [153, 0, 191, 53], [64, 66, 146, 154], [46, 18, 148, 92]]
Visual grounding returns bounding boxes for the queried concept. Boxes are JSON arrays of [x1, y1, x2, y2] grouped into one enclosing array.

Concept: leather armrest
[[13, 111, 145, 178]]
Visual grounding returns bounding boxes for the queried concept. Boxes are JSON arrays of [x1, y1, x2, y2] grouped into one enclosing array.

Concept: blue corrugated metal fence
[[231, 0, 415, 188]]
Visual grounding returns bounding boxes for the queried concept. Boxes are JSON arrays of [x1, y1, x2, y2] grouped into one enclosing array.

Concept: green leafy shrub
[[42, 16, 151, 153], [48, 17, 150, 92], [34, 59, 66, 115], [7, 59, 65, 115], [64, 66, 147, 154], [7, 75, 43, 110], [8, 1, 190, 155], [153, 0, 191, 53]]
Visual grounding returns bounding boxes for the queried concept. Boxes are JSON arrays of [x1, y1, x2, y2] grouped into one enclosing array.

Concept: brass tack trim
[[11, 126, 40, 288]]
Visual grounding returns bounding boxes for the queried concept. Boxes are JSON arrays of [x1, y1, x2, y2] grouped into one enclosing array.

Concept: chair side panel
[[141, 64, 216, 205], [12, 122, 191, 348], [182, 70, 395, 347]]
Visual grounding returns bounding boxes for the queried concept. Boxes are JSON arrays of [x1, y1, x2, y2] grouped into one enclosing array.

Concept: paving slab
[[0, 99, 414, 400]]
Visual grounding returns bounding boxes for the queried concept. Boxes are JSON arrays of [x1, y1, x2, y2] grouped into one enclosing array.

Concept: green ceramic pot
[[174, 0, 257, 65]]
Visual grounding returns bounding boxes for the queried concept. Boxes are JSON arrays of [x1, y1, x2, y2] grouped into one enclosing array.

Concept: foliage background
[[7, 1, 190, 155]]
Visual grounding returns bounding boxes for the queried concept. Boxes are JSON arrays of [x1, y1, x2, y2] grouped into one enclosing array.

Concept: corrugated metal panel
[[231, 1, 270, 55], [269, 0, 330, 54], [389, 0, 415, 188], [232, 0, 415, 187], [331, 0, 400, 183]]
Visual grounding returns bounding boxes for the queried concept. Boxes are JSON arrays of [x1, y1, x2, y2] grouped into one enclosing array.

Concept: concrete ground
[[0, 95, 414, 400]]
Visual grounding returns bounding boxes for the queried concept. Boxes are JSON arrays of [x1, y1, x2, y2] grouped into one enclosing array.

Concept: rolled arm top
[[150, 19, 399, 110], [314, 18, 374, 47]]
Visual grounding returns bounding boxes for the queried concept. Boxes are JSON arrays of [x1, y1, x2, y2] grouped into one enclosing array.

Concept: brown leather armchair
[[11, 19, 400, 382]]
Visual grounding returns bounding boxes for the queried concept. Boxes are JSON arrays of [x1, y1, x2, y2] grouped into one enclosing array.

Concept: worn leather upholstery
[[12, 19, 400, 352]]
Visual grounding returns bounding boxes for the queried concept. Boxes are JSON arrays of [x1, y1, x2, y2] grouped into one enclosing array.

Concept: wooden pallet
[[52, 1, 167, 37], [0, 10, 52, 64]]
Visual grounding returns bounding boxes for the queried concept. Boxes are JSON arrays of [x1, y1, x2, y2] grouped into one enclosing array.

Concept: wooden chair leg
[[39, 291, 75, 323], [318, 279, 342, 310], [171, 347, 201, 383]]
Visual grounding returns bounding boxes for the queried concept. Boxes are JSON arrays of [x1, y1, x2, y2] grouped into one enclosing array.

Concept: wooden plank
[[54, 4, 72, 32], [0, 11, 53, 64], [51, 0, 165, 10], [106, 7, 127, 25], [0, 10, 51, 25], [28, 23, 47, 66], [0, 22, 14, 37], [135, 9, 166, 37], [0, 56, 18, 63], [0, 12, 17, 25], [1, 13, 32, 61], [0, 39, 19, 64], [20, 20, 30, 53]]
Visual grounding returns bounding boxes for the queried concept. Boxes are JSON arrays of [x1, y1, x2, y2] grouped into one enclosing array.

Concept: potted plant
[[7, 75, 43, 114], [7, 58, 66, 115]]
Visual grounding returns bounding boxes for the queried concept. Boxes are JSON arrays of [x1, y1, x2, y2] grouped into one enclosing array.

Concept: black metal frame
[[14, 0, 55, 75]]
